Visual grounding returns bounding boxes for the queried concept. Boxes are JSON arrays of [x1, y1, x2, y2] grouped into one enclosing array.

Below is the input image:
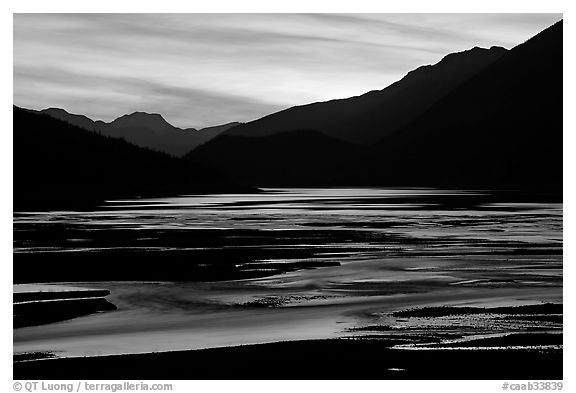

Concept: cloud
[[13, 13, 562, 128], [14, 66, 285, 128]]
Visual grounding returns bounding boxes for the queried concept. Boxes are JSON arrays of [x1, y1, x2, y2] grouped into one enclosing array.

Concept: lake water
[[13, 188, 563, 357]]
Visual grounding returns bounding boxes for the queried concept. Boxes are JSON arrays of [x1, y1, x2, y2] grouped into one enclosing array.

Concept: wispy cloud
[[13, 13, 562, 128], [14, 66, 285, 128]]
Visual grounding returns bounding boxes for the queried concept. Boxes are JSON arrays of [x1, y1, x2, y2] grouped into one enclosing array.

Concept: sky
[[13, 13, 562, 129]]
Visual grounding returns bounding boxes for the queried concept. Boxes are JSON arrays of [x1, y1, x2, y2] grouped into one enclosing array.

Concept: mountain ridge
[[39, 108, 238, 156], [373, 19, 562, 189], [187, 20, 562, 192], [14, 105, 251, 210], [221, 45, 508, 144]]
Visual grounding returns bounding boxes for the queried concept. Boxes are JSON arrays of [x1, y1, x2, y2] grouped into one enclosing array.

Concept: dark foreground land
[[14, 337, 562, 380], [13, 289, 117, 329]]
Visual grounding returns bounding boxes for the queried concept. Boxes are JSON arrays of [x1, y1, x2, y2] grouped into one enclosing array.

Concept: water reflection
[[13, 188, 562, 357]]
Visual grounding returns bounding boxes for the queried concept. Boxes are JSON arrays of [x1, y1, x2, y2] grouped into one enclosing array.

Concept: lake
[[13, 188, 563, 358]]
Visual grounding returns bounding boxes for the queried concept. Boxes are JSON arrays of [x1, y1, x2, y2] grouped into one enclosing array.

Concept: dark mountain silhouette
[[187, 20, 562, 193], [375, 19, 563, 190], [14, 106, 246, 210], [106, 112, 199, 156], [188, 130, 381, 186], [40, 108, 234, 157], [40, 107, 108, 131], [18, 20, 562, 197], [194, 121, 241, 146], [221, 46, 508, 144]]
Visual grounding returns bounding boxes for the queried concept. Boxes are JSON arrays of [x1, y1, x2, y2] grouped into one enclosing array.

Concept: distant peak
[[440, 45, 507, 62], [121, 111, 166, 120], [42, 107, 70, 114], [403, 45, 508, 80], [112, 111, 174, 129]]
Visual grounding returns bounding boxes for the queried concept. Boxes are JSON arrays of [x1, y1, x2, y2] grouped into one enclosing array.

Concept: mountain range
[[38, 108, 239, 157], [13, 107, 248, 210], [222, 45, 508, 144], [187, 20, 562, 191], [374, 18, 562, 188], [14, 20, 563, 209]]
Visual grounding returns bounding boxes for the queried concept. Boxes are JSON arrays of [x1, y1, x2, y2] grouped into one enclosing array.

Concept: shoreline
[[14, 337, 563, 380], [14, 299, 563, 379]]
